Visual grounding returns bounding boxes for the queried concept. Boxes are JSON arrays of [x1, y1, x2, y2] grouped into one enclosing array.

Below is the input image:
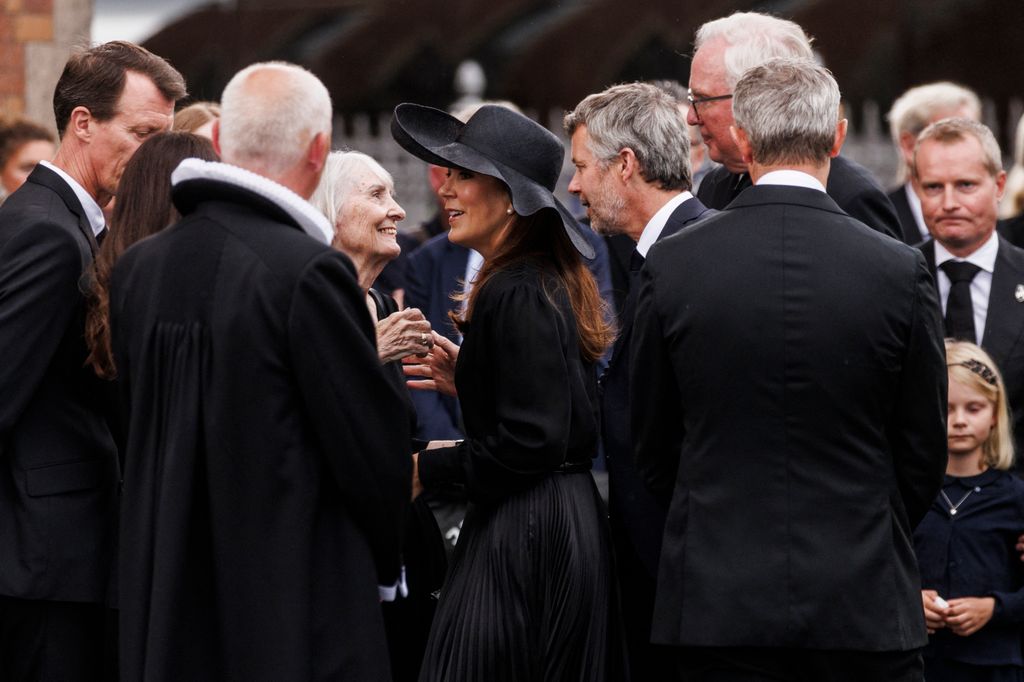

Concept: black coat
[[920, 236, 1024, 469], [888, 184, 926, 245], [697, 155, 903, 240], [631, 184, 947, 650], [0, 164, 119, 604], [110, 176, 412, 681]]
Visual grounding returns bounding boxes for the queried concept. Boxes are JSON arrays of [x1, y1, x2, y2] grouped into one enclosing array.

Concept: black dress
[[416, 261, 624, 682]]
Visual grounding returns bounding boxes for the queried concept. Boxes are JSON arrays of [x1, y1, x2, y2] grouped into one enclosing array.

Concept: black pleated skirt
[[418, 471, 626, 682]]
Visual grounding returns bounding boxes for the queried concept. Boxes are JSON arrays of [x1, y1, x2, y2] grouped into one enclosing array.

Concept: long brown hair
[[453, 210, 614, 363], [85, 131, 218, 378]]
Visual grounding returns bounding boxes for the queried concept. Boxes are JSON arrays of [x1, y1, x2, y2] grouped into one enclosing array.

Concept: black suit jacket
[[600, 196, 712, 579], [0, 164, 119, 603], [631, 184, 947, 650], [404, 231, 470, 441], [920, 236, 1024, 464], [697, 155, 903, 240], [888, 183, 925, 245]]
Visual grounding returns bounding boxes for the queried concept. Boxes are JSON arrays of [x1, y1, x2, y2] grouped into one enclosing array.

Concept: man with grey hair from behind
[[631, 57, 946, 681], [110, 61, 412, 681], [563, 80, 712, 681], [886, 82, 981, 244], [689, 11, 903, 240]]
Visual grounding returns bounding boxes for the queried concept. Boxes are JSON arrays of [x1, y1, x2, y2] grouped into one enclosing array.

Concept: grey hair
[[732, 57, 841, 167], [218, 61, 332, 177], [887, 82, 981, 183], [310, 150, 395, 224], [694, 12, 814, 90], [913, 117, 1003, 180], [563, 82, 692, 191]]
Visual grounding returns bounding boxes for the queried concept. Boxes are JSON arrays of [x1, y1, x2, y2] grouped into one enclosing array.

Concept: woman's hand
[[403, 332, 459, 397], [376, 308, 432, 364], [945, 596, 995, 636], [921, 590, 948, 634]]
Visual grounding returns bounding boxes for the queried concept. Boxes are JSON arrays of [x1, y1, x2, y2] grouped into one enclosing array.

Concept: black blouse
[[914, 468, 1024, 666], [417, 260, 599, 504]]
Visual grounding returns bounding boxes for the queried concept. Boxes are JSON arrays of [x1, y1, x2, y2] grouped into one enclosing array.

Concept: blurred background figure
[[86, 131, 217, 382], [886, 81, 981, 244], [312, 150, 446, 682], [998, 114, 1024, 248], [172, 100, 220, 139], [0, 117, 55, 203]]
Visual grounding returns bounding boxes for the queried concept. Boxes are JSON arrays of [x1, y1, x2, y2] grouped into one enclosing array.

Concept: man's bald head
[[218, 62, 332, 180]]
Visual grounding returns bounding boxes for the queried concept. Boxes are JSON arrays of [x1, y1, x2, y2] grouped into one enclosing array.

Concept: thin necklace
[[940, 485, 982, 516]]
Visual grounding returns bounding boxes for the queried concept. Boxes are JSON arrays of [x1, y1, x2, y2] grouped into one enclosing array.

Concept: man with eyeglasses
[[688, 12, 902, 240]]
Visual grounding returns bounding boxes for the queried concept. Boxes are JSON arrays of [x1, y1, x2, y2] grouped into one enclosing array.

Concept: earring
[[506, 207, 514, 215]]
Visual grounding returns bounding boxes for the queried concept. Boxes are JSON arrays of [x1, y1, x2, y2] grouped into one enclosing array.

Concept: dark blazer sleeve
[[888, 255, 948, 527], [417, 282, 573, 503], [628, 258, 685, 502], [288, 251, 412, 584], [0, 220, 83, 435], [827, 157, 902, 240]]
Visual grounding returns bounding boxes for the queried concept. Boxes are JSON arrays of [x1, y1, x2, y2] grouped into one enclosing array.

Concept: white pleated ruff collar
[[171, 158, 333, 245]]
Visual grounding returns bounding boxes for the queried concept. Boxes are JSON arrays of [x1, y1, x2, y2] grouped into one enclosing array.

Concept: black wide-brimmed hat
[[390, 103, 594, 259]]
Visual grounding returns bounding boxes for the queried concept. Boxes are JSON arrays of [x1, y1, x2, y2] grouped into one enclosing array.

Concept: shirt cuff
[[378, 565, 408, 603]]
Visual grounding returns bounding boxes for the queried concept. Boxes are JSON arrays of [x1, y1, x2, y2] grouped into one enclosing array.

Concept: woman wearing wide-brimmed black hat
[[393, 103, 625, 681]]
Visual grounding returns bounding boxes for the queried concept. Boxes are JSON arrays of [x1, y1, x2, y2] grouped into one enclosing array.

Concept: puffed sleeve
[[417, 279, 573, 503]]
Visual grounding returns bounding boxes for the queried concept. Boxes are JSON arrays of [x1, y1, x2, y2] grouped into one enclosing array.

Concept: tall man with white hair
[[110, 62, 411, 680], [631, 58, 946, 681], [563, 81, 712, 680], [887, 82, 982, 244], [689, 12, 903, 240]]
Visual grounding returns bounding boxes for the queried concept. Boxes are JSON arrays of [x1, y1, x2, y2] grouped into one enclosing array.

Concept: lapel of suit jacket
[[981, 236, 1024, 363], [27, 164, 101, 257], [608, 197, 711, 368]]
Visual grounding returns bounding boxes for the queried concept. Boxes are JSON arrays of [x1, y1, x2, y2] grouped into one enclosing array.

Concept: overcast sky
[[91, 0, 222, 44]]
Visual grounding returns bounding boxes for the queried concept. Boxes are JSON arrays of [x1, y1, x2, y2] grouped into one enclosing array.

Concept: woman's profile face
[[438, 168, 511, 258], [332, 163, 405, 265]]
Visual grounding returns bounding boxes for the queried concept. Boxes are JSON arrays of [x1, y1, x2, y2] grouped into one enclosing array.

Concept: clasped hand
[[402, 332, 459, 397], [376, 308, 433, 364], [921, 590, 994, 636]]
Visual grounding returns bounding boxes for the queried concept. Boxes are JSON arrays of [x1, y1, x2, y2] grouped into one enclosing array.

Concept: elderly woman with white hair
[[312, 150, 435, 363], [312, 150, 447, 682]]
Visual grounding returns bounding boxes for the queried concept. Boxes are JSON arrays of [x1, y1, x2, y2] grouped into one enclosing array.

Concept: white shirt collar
[[39, 160, 106, 237], [755, 169, 827, 194], [635, 191, 694, 258], [171, 158, 333, 245], [903, 182, 928, 241], [934, 230, 999, 273]]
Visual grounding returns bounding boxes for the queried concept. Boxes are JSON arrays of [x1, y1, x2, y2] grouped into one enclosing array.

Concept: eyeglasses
[[686, 90, 733, 122]]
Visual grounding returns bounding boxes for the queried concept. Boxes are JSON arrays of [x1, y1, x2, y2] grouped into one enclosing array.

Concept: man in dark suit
[[886, 82, 981, 244], [564, 82, 713, 680], [688, 12, 902, 240], [110, 62, 411, 680], [631, 58, 947, 681], [912, 117, 1024, 467], [0, 42, 185, 680]]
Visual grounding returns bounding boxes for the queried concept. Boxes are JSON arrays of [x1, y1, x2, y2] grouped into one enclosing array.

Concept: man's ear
[[308, 131, 329, 173], [729, 125, 754, 165], [830, 118, 848, 158], [619, 148, 640, 184], [67, 106, 93, 143]]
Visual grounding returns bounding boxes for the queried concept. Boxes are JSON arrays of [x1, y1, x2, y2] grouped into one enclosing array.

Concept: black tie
[[940, 261, 981, 341]]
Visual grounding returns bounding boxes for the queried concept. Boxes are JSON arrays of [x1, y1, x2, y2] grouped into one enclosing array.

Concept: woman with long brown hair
[[392, 103, 623, 681], [85, 131, 217, 379]]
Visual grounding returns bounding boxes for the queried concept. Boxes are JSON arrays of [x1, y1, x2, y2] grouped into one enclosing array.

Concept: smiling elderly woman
[[312, 150, 433, 363]]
